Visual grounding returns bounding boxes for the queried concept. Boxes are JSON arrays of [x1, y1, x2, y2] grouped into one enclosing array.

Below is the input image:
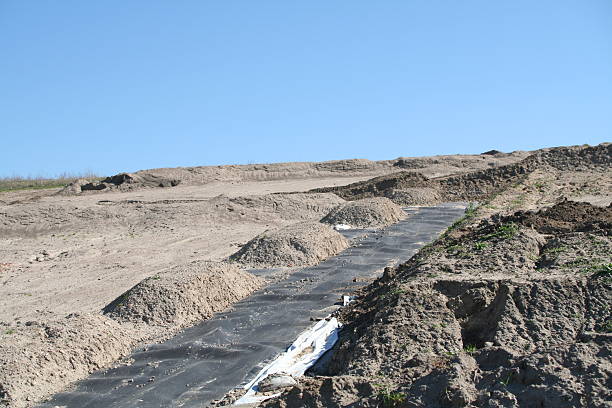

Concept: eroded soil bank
[[264, 207, 611, 406]]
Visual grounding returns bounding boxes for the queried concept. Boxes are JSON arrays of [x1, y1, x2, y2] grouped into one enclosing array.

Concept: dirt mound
[[529, 143, 612, 171], [311, 143, 611, 204], [228, 221, 349, 267], [267, 202, 612, 408], [384, 187, 441, 205], [320, 198, 405, 228], [311, 171, 430, 200], [60, 172, 181, 194], [103, 261, 262, 326], [229, 193, 345, 221], [508, 200, 612, 234], [0, 312, 133, 408]]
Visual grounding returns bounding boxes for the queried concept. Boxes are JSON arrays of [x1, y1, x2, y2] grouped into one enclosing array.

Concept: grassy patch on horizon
[[0, 173, 102, 192]]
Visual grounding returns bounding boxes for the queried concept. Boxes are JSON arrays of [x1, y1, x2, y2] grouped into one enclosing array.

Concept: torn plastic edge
[[234, 295, 357, 405]]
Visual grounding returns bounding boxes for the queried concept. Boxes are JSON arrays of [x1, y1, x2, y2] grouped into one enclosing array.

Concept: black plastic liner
[[40, 203, 466, 408]]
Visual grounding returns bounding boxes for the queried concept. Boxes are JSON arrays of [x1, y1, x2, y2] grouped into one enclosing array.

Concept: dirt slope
[[311, 143, 611, 205], [265, 199, 612, 407], [0, 145, 606, 408]]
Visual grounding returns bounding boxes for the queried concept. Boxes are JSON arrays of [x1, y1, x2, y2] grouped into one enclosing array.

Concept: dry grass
[[0, 173, 103, 192]]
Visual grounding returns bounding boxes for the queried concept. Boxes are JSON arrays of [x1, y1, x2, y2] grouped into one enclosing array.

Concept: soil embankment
[[311, 143, 611, 206], [264, 153, 612, 408]]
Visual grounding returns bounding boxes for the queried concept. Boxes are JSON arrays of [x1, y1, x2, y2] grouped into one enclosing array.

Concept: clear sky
[[1, 1, 611, 177]]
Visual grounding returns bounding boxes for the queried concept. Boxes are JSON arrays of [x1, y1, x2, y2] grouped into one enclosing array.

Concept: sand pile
[[60, 172, 181, 194], [0, 262, 263, 408], [0, 312, 133, 408], [228, 221, 349, 267], [383, 187, 441, 206], [320, 198, 405, 228], [103, 261, 262, 327]]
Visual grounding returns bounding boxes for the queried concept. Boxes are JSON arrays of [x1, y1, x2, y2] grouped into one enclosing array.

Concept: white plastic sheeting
[[333, 224, 352, 231], [234, 317, 341, 405]]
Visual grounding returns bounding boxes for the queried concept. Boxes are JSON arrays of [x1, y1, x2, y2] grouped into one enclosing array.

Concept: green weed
[[378, 390, 406, 408], [463, 344, 477, 354], [474, 242, 488, 251], [480, 223, 519, 242]]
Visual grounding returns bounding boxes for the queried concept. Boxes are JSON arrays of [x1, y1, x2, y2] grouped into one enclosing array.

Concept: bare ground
[[0, 147, 609, 407], [260, 145, 611, 408]]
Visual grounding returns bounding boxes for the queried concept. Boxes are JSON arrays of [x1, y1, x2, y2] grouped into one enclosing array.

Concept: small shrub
[[473, 242, 488, 251], [378, 390, 406, 408], [463, 344, 477, 354], [480, 222, 518, 241], [587, 263, 612, 278]]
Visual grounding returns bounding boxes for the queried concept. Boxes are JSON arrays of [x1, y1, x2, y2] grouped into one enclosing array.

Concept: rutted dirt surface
[[228, 221, 350, 268], [0, 145, 610, 407], [320, 197, 406, 228]]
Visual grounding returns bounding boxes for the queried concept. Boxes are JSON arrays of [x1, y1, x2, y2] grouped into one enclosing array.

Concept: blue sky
[[1, 1, 610, 177]]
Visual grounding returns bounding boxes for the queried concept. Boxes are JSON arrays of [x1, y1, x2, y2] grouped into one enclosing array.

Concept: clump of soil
[[262, 376, 378, 408], [508, 200, 612, 234], [228, 221, 349, 267], [320, 198, 405, 228], [103, 261, 262, 327], [0, 312, 134, 408], [60, 172, 181, 194]]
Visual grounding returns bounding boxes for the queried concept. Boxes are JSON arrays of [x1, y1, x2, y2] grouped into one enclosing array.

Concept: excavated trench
[[39, 203, 467, 408]]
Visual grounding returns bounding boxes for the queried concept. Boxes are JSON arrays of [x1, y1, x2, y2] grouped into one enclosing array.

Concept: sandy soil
[[0, 177, 363, 321], [0, 147, 607, 407]]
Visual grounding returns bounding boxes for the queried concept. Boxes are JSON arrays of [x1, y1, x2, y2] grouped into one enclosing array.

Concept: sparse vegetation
[[473, 241, 488, 251], [463, 344, 477, 354], [586, 263, 612, 278], [0, 173, 101, 193], [377, 388, 406, 408], [480, 222, 519, 241], [443, 202, 479, 236], [543, 245, 567, 255]]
